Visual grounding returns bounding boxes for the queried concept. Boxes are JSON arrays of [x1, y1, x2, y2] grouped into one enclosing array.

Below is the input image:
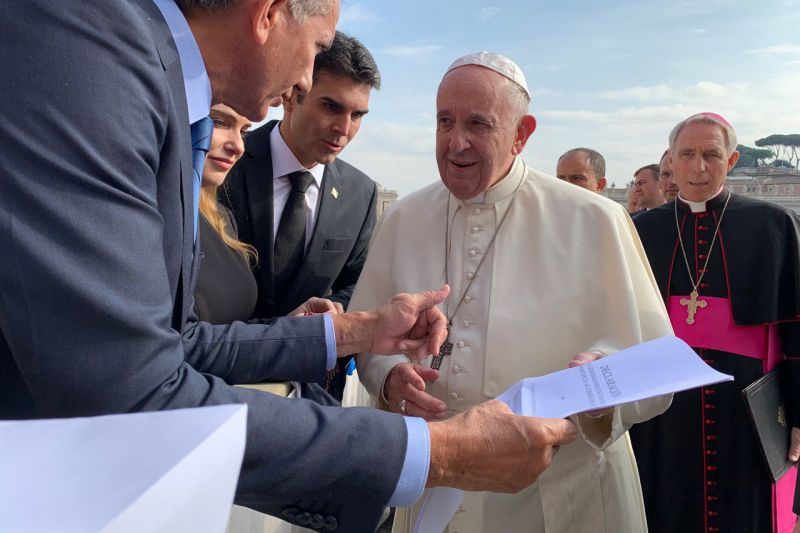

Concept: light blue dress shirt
[[151, 0, 430, 508]]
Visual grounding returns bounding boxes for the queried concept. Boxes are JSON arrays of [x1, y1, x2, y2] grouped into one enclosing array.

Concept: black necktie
[[274, 171, 315, 303]]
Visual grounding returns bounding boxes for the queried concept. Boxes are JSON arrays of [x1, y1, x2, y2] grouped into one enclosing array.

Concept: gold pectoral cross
[[679, 290, 707, 325]]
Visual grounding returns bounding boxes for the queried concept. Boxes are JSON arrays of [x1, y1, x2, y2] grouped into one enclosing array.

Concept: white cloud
[[532, 73, 800, 187], [338, 3, 379, 26], [689, 27, 708, 34], [478, 7, 501, 22], [343, 122, 438, 195], [381, 44, 444, 58], [599, 81, 728, 101], [745, 43, 800, 56], [545, 64, 567, 72]]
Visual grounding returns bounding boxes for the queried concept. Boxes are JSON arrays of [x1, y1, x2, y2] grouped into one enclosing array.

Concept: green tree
[[755, 134, 800, 169], [734, 144, 774, 168], [735, 154, 755, 168]]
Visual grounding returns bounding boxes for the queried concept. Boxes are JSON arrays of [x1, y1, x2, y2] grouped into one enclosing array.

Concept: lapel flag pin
[[331, 187, 339, 199]]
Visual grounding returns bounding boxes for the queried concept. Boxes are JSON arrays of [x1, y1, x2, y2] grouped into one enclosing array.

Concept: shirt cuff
[[323, 314, 336, 370], [387, 416, 430, 507]]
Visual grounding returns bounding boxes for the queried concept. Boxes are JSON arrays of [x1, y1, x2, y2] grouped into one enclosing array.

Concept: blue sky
[[275, 0, 800, 196]]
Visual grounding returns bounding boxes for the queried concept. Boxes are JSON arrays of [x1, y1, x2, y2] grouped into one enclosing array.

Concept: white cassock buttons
[[472, 207, 481, 215], [452, 365, 460, 373], [450, 392, 459, 399], [464, 296, 472, 303], [471, 226, 481, 234], [462, 319, 471, 327], [466, 272, 474, 280], [469, 249, 478, 257], [456, 341, 465, 348]]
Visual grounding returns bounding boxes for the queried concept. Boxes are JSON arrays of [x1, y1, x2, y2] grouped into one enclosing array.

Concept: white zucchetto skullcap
[[446, 52, 530, 99]]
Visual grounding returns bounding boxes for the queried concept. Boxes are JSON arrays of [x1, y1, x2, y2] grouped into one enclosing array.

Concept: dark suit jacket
[[224, 122, 377, 399], [0, 2, 404, 531], [223, 120, 378, 318]]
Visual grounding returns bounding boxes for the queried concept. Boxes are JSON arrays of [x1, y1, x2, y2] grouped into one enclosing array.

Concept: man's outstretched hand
[[333, 285, 450, 359], [427, 400, 577, 493]]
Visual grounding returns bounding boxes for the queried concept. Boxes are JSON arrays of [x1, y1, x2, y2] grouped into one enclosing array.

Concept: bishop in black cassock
[[631, 113, 800, 533]]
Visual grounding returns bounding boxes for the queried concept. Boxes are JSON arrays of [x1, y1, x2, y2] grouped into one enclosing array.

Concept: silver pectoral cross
[[679, 290, 707, 325], [430, 328, 453, 370]]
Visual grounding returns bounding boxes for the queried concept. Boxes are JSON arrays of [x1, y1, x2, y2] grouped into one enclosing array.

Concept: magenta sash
[[668, 295, 796, 532]]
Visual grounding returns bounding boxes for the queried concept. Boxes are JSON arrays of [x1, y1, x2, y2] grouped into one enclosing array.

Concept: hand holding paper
[[426, 400, 577, 493], [415, 336, 734, 533]]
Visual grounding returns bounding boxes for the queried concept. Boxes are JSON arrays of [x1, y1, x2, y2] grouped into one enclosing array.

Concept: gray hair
[[558, 148, 606, 179], [175, 0, 333, 22], [288, 0, 333, 22], [504, 79, 531, 124], [669, 113, 738, 153], [313, 31, 381, 89]]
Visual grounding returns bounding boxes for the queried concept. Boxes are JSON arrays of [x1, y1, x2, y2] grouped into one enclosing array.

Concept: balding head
[[556, 148, 607, 192], [175, 0, 339, 121], [176, 0, 334, 20]]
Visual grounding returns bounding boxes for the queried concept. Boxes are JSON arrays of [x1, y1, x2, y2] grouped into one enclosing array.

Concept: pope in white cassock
[[350, 52, 674, 533]]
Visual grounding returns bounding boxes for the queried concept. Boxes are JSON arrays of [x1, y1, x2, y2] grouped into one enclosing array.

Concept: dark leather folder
[[742, 366, 793, 482]]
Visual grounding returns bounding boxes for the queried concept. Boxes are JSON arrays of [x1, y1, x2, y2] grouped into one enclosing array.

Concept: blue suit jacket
[[0, 2, 406, 530]]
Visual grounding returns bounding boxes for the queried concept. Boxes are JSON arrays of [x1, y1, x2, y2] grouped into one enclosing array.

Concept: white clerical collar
[[270, 122, 325, 186], [462, 157, 526, 206], [152, 0, 212, 124], [678, 186, 725, 213]]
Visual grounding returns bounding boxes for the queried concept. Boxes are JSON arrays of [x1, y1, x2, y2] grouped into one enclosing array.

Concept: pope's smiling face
[[435, 66, 532, 200], [670, 121, 739, 202]]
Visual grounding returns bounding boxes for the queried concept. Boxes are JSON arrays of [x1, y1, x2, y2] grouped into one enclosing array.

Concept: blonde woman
[[193, 104, 259, 323]]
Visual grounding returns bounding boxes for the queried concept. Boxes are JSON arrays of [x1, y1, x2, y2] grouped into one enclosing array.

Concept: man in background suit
[[225, 32, 380, 399], [0, 1, 577, 532]]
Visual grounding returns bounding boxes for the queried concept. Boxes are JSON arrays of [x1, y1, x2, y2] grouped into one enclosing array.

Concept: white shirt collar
[[152, 0, 212, 124], [269, 123, 325, 186], [678, 185, 725, 213]]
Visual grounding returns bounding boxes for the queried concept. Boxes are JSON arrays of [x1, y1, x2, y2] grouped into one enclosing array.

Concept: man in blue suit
[[0, 1, 576, 531]]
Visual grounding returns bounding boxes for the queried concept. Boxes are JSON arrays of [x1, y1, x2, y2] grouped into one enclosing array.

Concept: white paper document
[[413, 335, 733, 533], [0, 404, 247, 533]]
